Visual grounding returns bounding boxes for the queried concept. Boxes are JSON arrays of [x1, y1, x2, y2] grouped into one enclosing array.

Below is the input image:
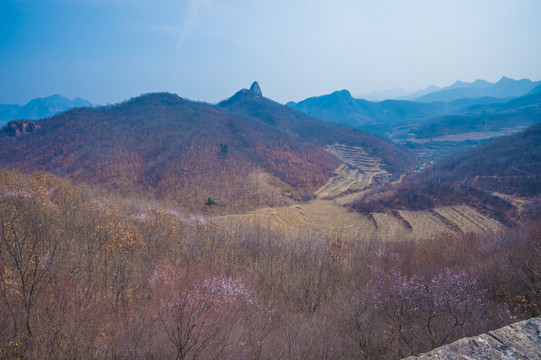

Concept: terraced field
[[400, 126, 528, 162], [214, 200, 502, 241], [491, 192, 530, 214], [315, 144, 390, 199], [213, 145, 503, 240], [413, 126, 528, 143], [314, 164, 375, 199], [215, 199, 374, 239], [325, 144, 388, 175], [404, 140, 480, 164]]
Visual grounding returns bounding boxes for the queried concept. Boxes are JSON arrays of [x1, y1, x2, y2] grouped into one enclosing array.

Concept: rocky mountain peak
[[249, 81, 262, 97]]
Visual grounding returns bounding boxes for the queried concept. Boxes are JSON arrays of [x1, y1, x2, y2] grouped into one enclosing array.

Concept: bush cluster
[[0, 169, 539, 359]]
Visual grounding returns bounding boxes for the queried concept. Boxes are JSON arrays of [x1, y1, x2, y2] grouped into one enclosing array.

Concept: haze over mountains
[[2, 0, 541, 356], [361, 76, 541, 102], [0, 77, 540, 225], [1, 78, 539, 219], [1, 77, 539, 238], [414, 77, 541, 103], [0, 95, 93, 127], [288, 77, 541, 162], [1, 79, 540, 360]]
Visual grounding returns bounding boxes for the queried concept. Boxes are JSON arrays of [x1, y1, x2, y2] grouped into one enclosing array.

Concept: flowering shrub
[[204, 275, 255, 305], [367, 252, 490, 355], [0, 190, 31, 199], [148, 260, 256, 359]]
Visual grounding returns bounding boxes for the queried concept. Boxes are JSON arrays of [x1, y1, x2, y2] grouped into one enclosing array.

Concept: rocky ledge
[[404, 317, 541, 359]]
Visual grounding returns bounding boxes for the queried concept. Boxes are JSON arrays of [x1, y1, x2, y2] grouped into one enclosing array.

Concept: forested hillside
[[0, 85, 415, 212], [1, 168, 539, 359], [353, 122, 541, 224]]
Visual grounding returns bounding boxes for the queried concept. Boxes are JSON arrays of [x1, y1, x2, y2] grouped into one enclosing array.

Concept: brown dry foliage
[[0, 92, 418, 215], [0, 169, 539, 359]]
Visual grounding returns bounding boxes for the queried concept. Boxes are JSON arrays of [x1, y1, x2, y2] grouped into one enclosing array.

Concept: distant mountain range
[[360, 77, 541, 102], [414, 77, 541, 103], [288, 79, 541, 162], [413, 89, 541, 139], [1, 80, 539, 225], [287, 89, 445, 133], [0, 82, 414, 212], [0, 95, 93, 127], [361, 84, 443, 101]]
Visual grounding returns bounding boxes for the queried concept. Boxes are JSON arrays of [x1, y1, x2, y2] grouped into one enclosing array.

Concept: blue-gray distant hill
[[287, 89, 445, 133], [288, 82, 541, 162], [414, 77, 541, 103], [0, 95, 93, 127], [362, 78, 526, 101], [286, 88, 510, 134], [414, 86, 541, 139]]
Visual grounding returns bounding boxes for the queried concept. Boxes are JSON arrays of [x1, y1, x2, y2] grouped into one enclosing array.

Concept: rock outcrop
[[404, 317, 541, 359], [249, 81, 262, 97], [1, 120, 41, 136]]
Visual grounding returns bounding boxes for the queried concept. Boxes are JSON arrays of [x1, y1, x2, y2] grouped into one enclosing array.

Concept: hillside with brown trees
[[1, 168, 540, 359], [2, 84, 539, 359], [219, 83, 415, 175], [0, 84, 415, 212], [353, 122, 541, 224]]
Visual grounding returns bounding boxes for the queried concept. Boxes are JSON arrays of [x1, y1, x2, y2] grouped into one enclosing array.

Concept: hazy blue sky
[[1, 0, 540, 105]]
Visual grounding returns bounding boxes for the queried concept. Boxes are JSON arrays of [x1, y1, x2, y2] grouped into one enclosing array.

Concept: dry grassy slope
[[314, 164, 375, 199], [315, 144, 390, 199], [214, 166, 502, 240], [215, 143, 502, 239], [213, 199, 501, 240], [215, 200, 373, 239]]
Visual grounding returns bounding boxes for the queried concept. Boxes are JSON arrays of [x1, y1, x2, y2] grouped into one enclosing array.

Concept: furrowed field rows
[[433, 206, 501, 233], [412, 126, 529, 143], [325, 144, 388, 174], [314, 165, 375, 199], [214, 201, 502, 240], [318, 144, 390, 198]]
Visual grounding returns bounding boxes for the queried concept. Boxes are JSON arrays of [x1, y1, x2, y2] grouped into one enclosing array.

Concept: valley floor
[[214, 165, 502, 240]]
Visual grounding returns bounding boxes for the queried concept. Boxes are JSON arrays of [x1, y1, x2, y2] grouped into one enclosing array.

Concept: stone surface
[[404, 317, 541, 359], [249, 81, 262, 96]]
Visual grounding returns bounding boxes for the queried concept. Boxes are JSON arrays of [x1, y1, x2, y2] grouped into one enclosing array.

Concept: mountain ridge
[[0, 84, 415, 212], [415, 76, 541, 102], [361, 77, 539, 101], [0, 94, 93, 127]]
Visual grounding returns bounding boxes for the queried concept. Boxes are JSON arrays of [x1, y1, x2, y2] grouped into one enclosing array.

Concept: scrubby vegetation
[[1, 169, 540, 359], [0, 91, 415, 214], [354, 122, 541, 225]]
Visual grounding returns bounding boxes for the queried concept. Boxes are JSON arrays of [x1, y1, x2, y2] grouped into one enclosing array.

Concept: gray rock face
[[404, 317, 541, 359], [250, 81, 262, 97]]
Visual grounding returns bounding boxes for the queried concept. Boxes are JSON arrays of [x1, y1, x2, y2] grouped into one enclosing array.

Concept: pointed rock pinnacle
[[250, 81, 262, 97]]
